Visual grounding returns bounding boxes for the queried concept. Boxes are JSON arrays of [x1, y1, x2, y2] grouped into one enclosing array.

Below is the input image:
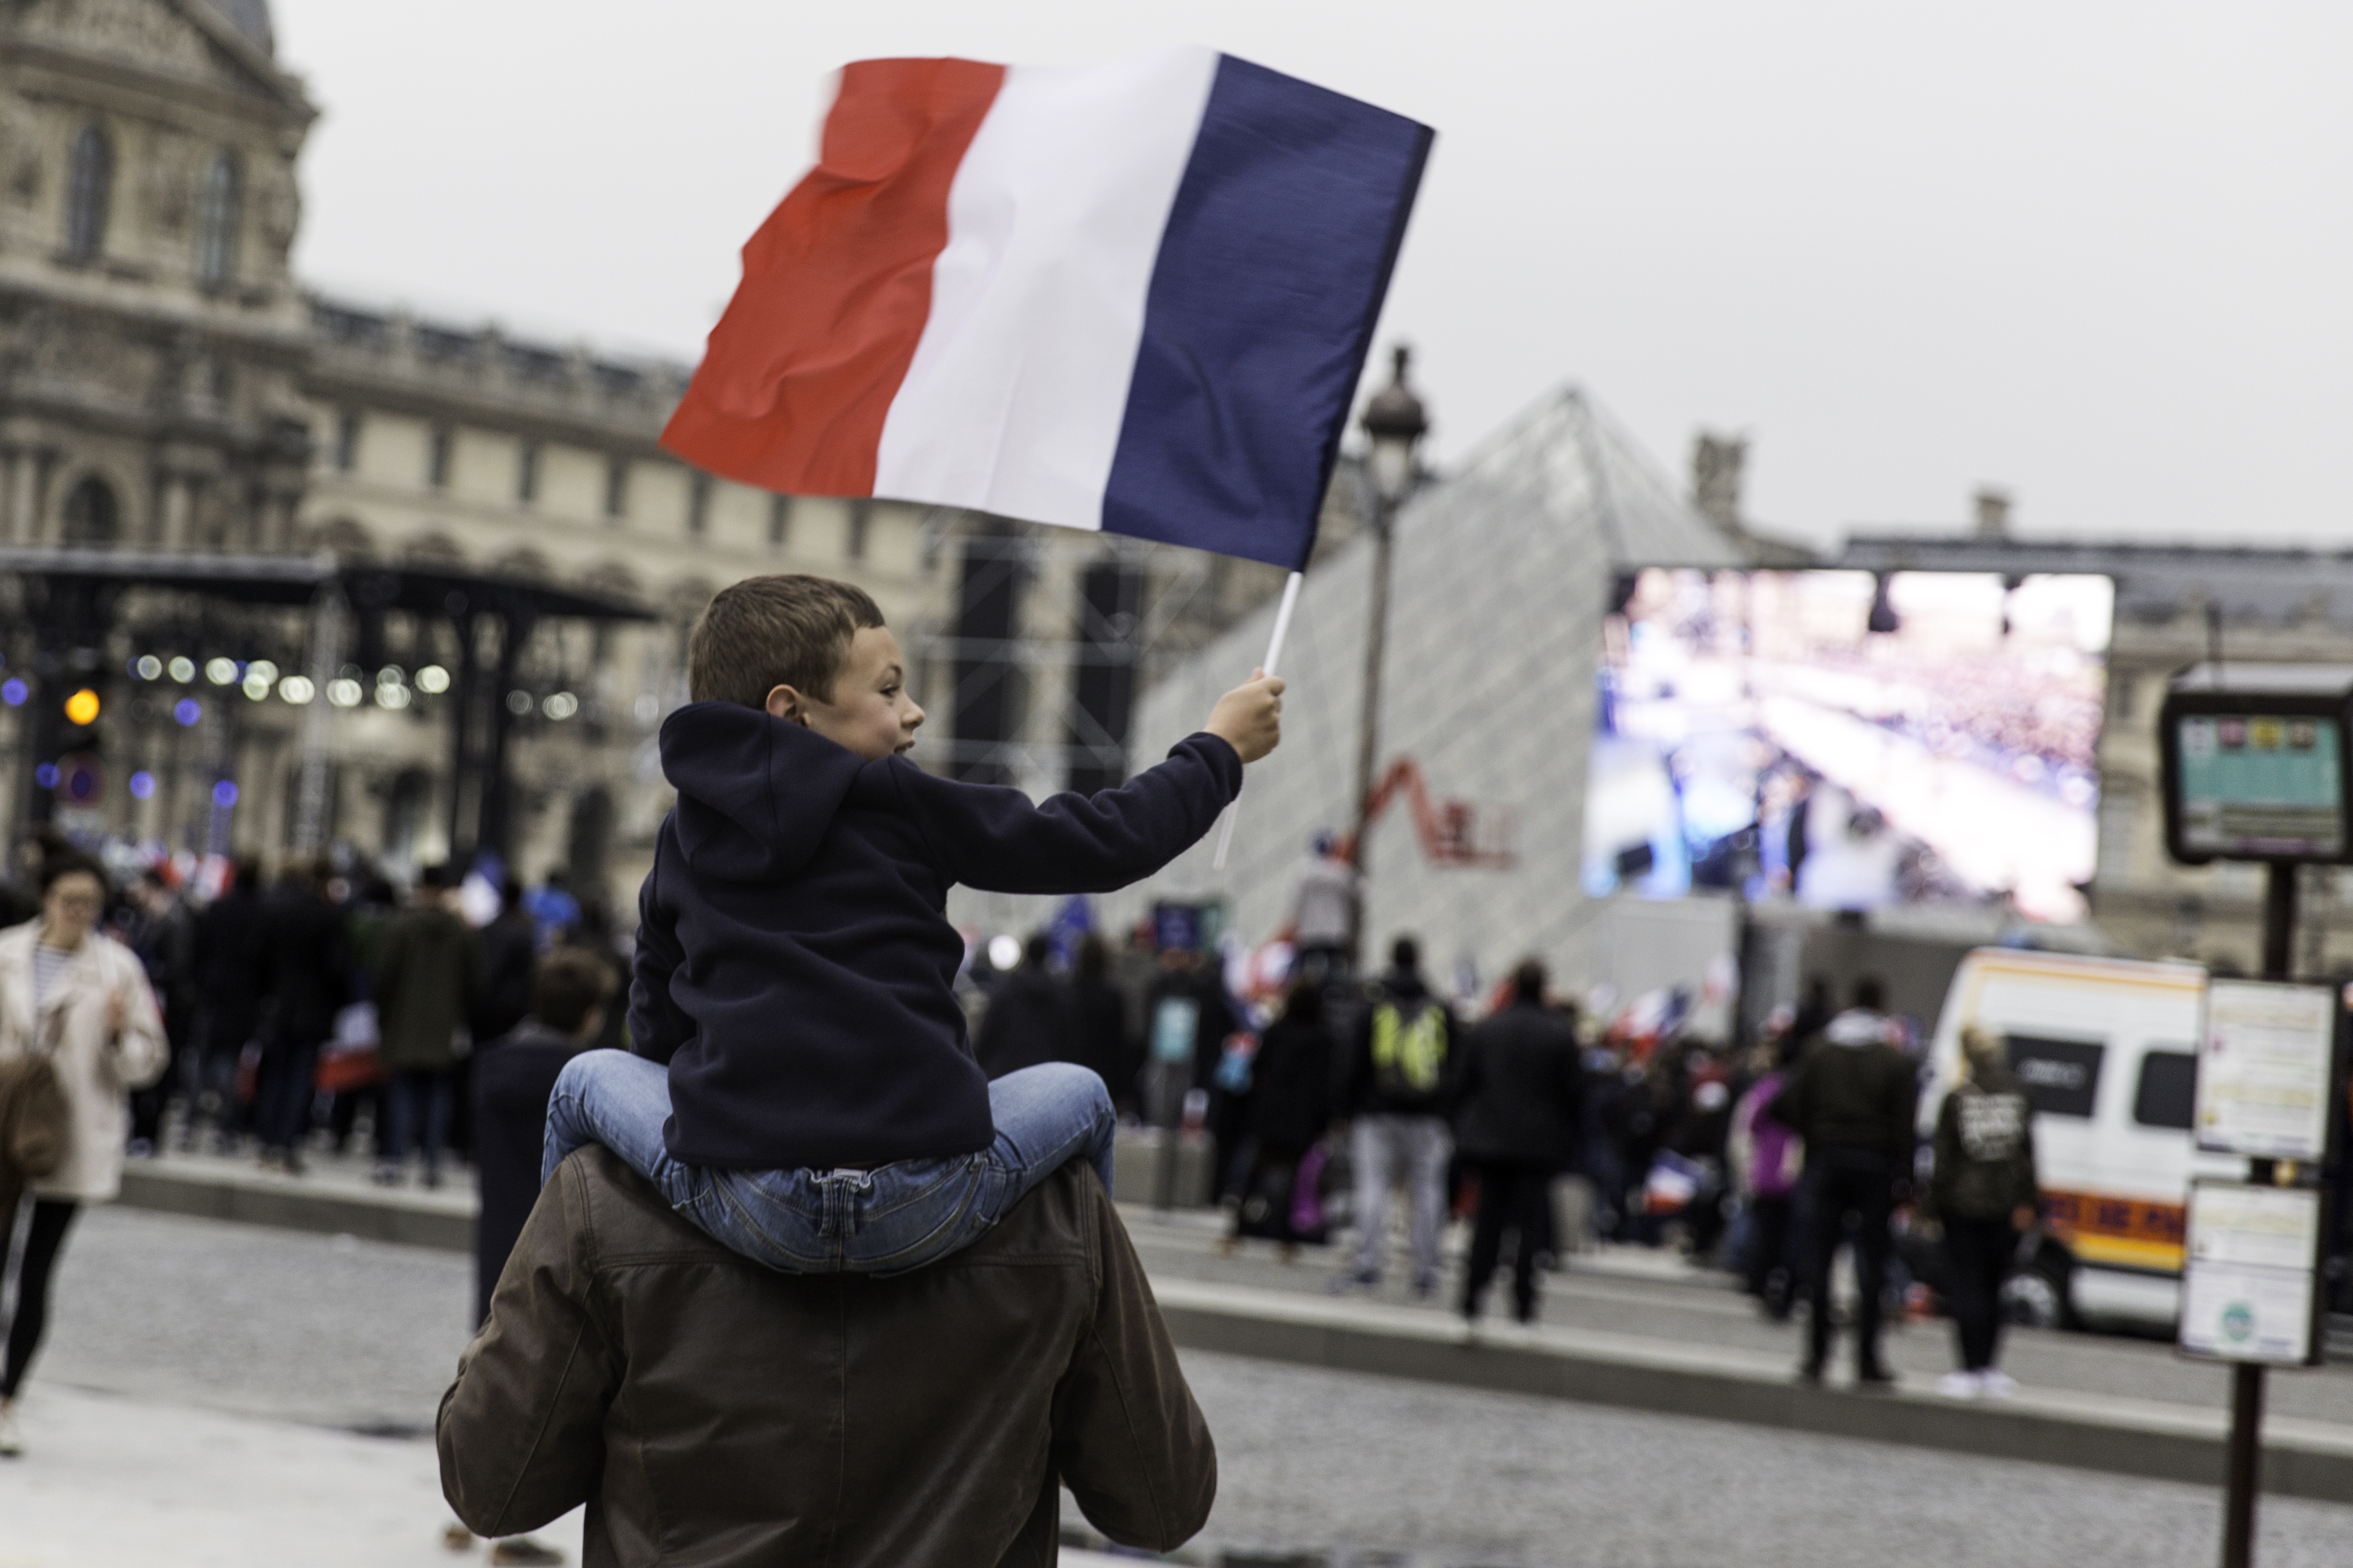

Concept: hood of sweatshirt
[[659, 701, 870, 885]]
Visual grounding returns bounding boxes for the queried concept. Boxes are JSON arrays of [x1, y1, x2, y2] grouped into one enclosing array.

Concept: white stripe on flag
[[873, 45, 1219, 530]]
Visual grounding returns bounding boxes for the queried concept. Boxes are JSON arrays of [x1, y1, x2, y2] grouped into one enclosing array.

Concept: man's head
[[533, 948, 614, 1041], [418, 863, 454, 903], [689, 574, 923, 762], [1851, 976, 1887, 1014], [1389, 935, 1420, 975], [1023, 931, 1052, 970], [1510, 957, 1547, 1005]]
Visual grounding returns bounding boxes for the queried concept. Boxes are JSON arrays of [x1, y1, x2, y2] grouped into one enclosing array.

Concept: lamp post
[[1349, 345, 1429, 966]]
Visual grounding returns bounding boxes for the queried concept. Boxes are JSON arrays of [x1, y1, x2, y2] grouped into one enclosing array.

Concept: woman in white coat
[[0, 853, 167, 1456]]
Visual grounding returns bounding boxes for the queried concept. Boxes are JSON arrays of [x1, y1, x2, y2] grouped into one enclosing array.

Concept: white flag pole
[[1211, 569, 1304, 871]]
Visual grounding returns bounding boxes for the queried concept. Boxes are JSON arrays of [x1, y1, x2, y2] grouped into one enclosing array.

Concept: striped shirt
[[32, 943, 76, 1009]]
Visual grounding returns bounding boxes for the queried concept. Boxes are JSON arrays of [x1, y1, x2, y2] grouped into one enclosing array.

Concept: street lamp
[[1349, 345, 1429, 965]]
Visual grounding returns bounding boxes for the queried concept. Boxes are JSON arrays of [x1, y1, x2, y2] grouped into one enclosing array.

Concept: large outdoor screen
[[1587, 569, 2115, 923]]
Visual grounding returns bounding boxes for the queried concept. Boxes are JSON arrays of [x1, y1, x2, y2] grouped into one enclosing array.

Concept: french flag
[[661, 46, 1432, 571]]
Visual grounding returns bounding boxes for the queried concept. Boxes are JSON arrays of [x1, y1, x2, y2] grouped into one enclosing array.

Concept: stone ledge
[[117, 1161, 474, 1252]]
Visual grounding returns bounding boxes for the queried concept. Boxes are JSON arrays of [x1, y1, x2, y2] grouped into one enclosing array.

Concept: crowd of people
[[0, 826, 632, 1466], [964, 924, 2046, 1392]]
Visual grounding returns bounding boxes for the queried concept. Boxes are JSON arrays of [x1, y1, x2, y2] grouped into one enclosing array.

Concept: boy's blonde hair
[[689, 574, 885, 709]]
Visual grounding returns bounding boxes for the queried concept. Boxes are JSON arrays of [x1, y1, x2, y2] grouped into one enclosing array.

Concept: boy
[[543, 574, 1280, 1272]]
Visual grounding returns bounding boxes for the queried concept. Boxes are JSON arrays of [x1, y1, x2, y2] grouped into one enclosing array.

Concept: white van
[[1921, 948, 2242, 1329]]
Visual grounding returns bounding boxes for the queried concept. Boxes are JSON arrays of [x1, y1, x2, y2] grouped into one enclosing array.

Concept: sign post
[[2158, 665, 2353, 1568]]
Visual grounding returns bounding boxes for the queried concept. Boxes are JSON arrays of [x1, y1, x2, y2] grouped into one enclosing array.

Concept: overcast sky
[[271, 2, 2351, 551]]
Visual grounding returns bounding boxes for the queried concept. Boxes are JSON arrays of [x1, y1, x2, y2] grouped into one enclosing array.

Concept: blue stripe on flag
[[1101, 55, 1432, 570]]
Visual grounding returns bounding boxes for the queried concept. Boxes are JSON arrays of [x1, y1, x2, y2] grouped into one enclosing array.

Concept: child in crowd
[[543, 574, 1281, 1272]]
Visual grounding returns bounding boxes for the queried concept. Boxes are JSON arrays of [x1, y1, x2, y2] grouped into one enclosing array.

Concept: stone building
[[0, 0, 1300, 904]]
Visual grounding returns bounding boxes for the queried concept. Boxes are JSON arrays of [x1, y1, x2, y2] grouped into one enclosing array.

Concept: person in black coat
[[1220, 978, 1334, 1258], [973, 932, 1079, 1080], [1070, 934, 1137, 1113], [473, 948, 616, 1326], [187, 855, 269, 1148], [1453, 959, 1584, 1328], [253, 860, 349, 1171], [471, 876, 538, 1046], [457, 946, 614, 1563]]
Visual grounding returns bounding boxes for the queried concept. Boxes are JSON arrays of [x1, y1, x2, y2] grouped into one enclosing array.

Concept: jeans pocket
[[703, 1177, 836, 1272]]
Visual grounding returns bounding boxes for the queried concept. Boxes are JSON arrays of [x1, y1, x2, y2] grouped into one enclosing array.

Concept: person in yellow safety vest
[[1332, 936, 1460, 1297]]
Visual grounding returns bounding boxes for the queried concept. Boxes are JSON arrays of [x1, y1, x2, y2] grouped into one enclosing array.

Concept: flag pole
[[1211, 569, 1303, 871]]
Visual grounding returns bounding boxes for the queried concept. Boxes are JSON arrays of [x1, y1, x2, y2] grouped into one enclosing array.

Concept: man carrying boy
[[539, 573, 1281, 1276]]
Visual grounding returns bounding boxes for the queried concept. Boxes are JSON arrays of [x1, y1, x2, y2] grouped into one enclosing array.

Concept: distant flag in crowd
[[660, 45, 1432, 571]]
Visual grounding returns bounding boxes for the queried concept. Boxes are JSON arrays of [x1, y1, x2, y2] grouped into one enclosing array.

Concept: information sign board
[[2196, 979, 2338, 1161], [2158, 664, 2353, 866], [2174, 713, 2346, 860], [2178, 1181, 2325, 1366]]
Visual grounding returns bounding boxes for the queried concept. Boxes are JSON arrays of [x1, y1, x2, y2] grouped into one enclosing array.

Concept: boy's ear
[[763, 684, 807, 724]]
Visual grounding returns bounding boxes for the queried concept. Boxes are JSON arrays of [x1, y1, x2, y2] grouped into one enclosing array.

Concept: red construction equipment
[[1335, 757, 1516, 869]]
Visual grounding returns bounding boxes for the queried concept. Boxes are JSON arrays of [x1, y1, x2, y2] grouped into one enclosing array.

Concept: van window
[[2132, 1050, 2198, 1131], [2005, 1034, 2104, 1118]]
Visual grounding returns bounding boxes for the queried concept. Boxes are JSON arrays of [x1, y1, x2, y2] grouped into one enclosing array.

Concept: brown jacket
[[437, 1147, 1217, 1566]]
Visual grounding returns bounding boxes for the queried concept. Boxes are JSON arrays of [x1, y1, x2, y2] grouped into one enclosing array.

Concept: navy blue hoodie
[[630, 702, 1242, 1169]]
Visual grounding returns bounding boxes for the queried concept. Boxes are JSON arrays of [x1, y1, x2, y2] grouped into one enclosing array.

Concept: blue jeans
[[541, 1051, 1117, 1275]]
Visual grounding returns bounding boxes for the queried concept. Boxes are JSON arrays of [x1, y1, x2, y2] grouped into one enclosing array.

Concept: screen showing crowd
[[1587, 569, 2114, 923]]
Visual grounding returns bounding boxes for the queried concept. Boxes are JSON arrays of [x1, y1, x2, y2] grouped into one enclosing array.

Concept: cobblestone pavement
[[9, 1205, 2353, 1566]]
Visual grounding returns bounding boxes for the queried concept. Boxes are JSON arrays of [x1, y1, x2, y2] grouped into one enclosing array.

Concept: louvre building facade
[[0, 0, 1308, 902]]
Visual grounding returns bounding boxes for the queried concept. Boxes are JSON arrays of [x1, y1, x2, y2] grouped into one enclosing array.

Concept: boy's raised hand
[[1205, 669, 1284, 764]]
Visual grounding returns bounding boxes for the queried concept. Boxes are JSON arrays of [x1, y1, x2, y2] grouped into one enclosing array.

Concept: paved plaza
[[3, 1203, 2352, 1566]]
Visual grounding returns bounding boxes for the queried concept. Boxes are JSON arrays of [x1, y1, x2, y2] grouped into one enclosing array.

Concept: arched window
[[64, 126, 112, 260], [61, 477, 121, 548], [195, 153, 241, 283]]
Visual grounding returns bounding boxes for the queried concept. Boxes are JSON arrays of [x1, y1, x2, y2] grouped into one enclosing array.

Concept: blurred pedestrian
[[1922, 1025, 2040, 1399], [1772, 977, 1916, 1388], [472, 877, 537, 1047], [1070, 934, 1136, 1113], [1335, 936, 1457, 1296], [185, 855, 268, 1150], [253, 860, 349, 1174], [1453, 960, 1583, 1329], [555, 898, 632, 1056], [524, 869, 580, 949], [0, 853, 167, 1457], [973, 932, 1077, 1079], [325, 873, 398, 1158], [472, 949, 615, 1325], [1728, 1028, 1806, 1318], [1288, 832, 1358, 987], [1218, 977, 1333, 1260], [1142, 945, 1233, 1131], [0, 828, 64, 929], [120, 868, 195, 1154], [371, 864, 479, 1188], [457, 876, 537, 1165]]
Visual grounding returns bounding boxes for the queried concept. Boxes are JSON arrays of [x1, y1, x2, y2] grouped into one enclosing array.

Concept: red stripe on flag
[[660, 57, 1006, 497]]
